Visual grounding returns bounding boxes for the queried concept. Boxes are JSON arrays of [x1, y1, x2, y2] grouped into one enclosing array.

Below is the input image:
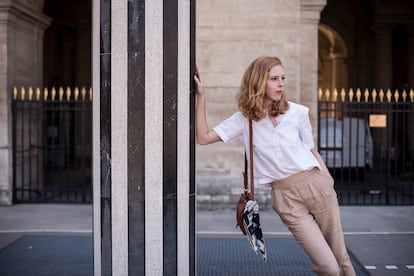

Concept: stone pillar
[[92, 0, 195, 275], [406, 25, 414, 155], [0, 0, 51, 204], [300, 0, 327, 138], [371, 22, 393, 89], [407, 25, 414, 88]]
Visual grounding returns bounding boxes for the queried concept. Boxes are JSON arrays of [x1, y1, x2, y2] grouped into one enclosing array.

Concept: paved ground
[[198, 207, 414, 276], [0, 204, 413, 275]]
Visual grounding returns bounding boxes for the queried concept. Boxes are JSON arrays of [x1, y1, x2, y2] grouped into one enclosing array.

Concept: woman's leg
[[287, 213, 341, 275], [272, 180, 340, 275], [271, 169, 356, 276], [307, 171, 356, 276]]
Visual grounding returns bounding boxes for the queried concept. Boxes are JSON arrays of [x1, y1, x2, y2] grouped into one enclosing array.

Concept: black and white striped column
[[92, 0, 195, 275]]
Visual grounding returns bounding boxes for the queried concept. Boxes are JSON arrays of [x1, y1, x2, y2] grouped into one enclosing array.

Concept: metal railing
[[12, 86, 92, 203], [318, 88, 414, 205]]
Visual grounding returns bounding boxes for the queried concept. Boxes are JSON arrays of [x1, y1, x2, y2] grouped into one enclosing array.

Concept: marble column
[[92, 0, 195, 275]]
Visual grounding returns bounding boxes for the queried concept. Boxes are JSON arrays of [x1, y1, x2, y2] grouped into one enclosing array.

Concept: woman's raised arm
[[194, 65, 221, 145]]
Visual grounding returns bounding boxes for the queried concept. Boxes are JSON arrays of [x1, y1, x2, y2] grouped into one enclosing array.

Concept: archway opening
[[318, 24, 348, 93]]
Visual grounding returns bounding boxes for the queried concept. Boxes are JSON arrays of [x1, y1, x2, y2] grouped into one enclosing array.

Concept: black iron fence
[[318, 88, 414, 205], [12, 86, 92, 203], [11, 85, 414, 205]]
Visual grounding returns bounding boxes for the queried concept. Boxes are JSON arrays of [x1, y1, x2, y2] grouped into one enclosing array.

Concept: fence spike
[[402, 89, 407, 102], [364, 88, 369, 102], [74, 87, 80, 100], [340, 88, 346, 102], [51, 87, 56, 101], [44, 87, 49, 101], [349, 88, 354, 101], [28, 86, 33, 101], [36, 88, 41, 101], [356, 88, 361, 102], [394, 89, 399, 103], [410, 89, 414, 102], [386, 89, 392, 103], [318, 88, 322, 100], [372, 88, 377, 102], [66, 86, 71, 101], [21, 87, 26, 101], [59, 87, 64, 101], [333, 88, 338, 101], [325, 88, 330, 101], [81, 87, 86, 100], [379, 89, 384, 102], [13, 86, 18, 100], [89, 87, 93, 100]]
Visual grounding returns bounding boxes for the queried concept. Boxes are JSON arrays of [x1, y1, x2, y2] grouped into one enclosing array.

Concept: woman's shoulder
[[223, 110, 248, 124], [287, 101, 309, 113], [229, 110, 245, 120]]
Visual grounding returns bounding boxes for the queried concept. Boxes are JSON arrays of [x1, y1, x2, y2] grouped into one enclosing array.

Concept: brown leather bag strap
[[244, 155, 248, 190], [249, 119, 254, 200], [243, 119, 254, 199]]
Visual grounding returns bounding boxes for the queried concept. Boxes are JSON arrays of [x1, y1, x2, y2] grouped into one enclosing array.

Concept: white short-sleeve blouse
[[213, 102, 321, 186]]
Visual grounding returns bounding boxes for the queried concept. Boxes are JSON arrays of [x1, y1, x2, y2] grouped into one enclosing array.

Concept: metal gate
[[318, 88, 414, 205], [12, 86, 92, 203]]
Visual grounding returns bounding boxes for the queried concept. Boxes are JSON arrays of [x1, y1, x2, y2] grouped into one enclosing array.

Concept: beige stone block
[[0, 190, 12, 205], [0, 149, 10, 190], [0, 121, 7, 146]]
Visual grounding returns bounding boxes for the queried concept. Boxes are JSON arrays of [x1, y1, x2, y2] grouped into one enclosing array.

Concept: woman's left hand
[[194, 65, 205, 97]]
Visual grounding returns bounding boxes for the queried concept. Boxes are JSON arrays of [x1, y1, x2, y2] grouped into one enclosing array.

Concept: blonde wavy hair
[[237, 56, 289, 121]]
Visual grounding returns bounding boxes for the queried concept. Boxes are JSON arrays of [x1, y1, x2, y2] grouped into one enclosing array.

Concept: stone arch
[[318, 23, 348, 93]]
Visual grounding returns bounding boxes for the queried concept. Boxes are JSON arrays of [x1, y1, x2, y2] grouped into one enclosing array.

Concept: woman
[[194, 56, 356, 276]]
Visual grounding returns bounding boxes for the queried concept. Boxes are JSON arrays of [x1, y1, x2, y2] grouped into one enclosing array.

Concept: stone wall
[[195, 0, 326, 209], [0, 0, 50, 204]]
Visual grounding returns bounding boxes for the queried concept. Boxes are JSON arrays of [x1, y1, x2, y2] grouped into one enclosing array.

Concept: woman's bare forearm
[[194, 66, 220, 145]]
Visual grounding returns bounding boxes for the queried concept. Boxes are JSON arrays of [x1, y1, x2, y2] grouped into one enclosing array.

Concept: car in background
[[318, 117, 374, 171]]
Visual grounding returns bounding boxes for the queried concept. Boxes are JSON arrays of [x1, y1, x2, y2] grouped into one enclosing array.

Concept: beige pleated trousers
[[271, 168, 356, 276]]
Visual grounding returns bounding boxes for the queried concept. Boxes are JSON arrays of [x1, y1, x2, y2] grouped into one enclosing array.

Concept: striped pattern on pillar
[[92, 0, 195, 275]]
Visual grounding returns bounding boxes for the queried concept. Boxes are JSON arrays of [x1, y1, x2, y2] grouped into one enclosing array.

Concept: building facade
[[195, 0, 414, 208], [0, 1, 413, 206], [1, 0, 413, 274]]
